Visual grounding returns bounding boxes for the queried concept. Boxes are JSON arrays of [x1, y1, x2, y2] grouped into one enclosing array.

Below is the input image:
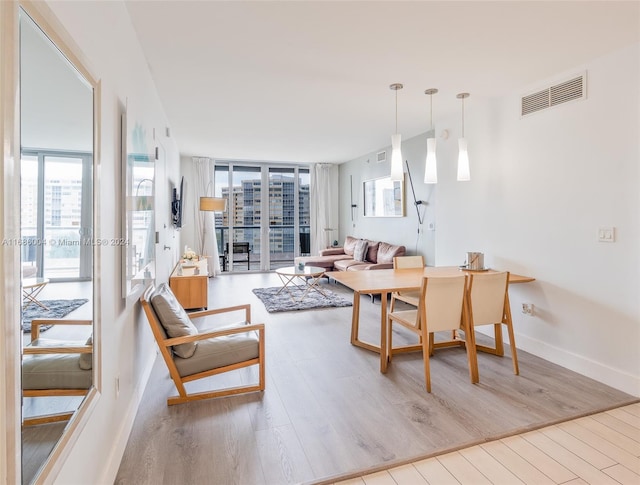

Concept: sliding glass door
[[214, 163, 309, 272], [21, 150, 93, 281]]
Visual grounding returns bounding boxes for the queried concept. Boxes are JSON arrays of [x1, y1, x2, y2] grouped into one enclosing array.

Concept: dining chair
[[141, 284, 265, 405], [386, 275, 479, 392], [389, 255, 424, 312], [466, 271, 519, 375]]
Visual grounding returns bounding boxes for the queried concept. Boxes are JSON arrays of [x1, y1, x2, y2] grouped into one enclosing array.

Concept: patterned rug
[[22, 299, 89, 333], [252, 286, 352, 313]]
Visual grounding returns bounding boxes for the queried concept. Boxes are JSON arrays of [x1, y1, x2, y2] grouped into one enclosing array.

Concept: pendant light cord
[[461, 97, 465, 137], [395, 89, 398, 133]]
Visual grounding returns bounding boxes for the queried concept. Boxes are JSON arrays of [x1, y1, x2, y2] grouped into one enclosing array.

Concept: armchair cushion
[[23, 339, 92, 390], [150, 283, 198, 358], [173, 324, 260, 377], [78, 335, 93, 370]]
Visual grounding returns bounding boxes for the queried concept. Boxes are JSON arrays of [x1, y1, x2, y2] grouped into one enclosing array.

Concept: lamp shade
[[424, 137, 437, 184], [457, 138, 470, 181], [390, 133, 403, 181], [199, 197, 226, 212]]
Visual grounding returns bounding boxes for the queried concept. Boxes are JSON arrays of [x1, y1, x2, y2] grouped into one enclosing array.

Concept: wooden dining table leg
[[380, 291, 388, 373], [350, 291, 361, 345]]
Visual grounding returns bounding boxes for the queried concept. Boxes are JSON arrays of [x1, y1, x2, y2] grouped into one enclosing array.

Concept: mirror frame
[[2, 1, 102, 482]]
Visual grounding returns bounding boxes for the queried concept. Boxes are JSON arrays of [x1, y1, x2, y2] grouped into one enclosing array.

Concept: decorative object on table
[[252, 286, 352, 313], [460, 251, 485, 271], [22, 298, 89, 332], [183, 246, 197, 261]]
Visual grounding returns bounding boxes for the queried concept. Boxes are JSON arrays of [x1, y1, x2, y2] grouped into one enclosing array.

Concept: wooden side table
[[169, 259, 208, 310]]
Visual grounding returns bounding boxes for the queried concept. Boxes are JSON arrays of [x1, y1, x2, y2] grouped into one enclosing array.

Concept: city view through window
[[215, 165, 310, 271]]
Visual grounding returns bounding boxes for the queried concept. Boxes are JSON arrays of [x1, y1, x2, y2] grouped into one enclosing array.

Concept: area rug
[[22, 299, 89, 333], [252, 286, 352, 312]]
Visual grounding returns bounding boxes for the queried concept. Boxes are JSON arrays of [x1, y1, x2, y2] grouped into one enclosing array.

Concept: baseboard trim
[[514, 332, 640, 397], [98, 349, 157, 484]]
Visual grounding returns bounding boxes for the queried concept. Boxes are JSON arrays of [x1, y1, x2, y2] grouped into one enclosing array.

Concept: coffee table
[[275, 265, 327, 302], [22, 277, 50, 311]]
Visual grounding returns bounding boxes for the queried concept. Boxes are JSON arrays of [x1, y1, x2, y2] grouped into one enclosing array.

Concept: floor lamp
[[199, 196, 226, 275]]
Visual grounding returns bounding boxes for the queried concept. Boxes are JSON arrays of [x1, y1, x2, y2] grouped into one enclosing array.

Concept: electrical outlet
[[521, 303, 534, 316], [598, 226, 615, 242]]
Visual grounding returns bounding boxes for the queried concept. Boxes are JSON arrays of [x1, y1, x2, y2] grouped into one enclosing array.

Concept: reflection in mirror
[[19, 8, 94, 483], [123, 113, 155, 297], [363, 176, 405, 217]]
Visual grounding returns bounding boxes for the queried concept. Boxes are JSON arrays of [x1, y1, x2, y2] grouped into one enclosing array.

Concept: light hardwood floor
[[116, 273, 638, 484], [331, 402, 640, 485]]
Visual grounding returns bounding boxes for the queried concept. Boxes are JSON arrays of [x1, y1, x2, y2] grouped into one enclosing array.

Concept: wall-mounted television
[[172, 176, 185, 228]]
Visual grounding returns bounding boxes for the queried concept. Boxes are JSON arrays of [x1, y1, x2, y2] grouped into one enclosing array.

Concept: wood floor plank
[[458, 444, 525, 484], [480, 440, 555, 485], [591, 413, 640, 443], [412, 457, 461, 485], [606, 406, 640, 430], [602, 463, 640, 484], [360, 470, 397, 484], [521, 429, 620, 484], [619, 403, 640, 418], [573, 415, 640, 456], [387, 464, 429, 484], [539, 425, 617, 469], [255, 424, 315, 484], [558, 420, 640, 474], [501, 434, 576, 483], [436, 451, 491, 484]]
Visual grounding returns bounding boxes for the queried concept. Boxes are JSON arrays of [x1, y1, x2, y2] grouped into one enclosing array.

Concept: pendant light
[[389, 83, 404, 181], [424, 88, 438, 184], [456, 92, 471, 181]]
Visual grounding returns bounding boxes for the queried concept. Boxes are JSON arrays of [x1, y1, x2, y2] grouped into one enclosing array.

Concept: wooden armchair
[[141, 284, 265, 405], [22, 319, 93, 426]]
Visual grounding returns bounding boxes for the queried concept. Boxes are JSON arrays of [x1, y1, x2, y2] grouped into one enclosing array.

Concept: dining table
[[325, 266, 535, 373]]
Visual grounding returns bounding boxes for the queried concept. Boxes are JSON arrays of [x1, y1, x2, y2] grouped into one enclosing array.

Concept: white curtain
[[310, 163, 339, 254], [192, 157, 220, 276]]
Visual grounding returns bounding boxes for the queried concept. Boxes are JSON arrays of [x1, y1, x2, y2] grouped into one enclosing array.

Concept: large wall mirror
[[18, 5, 98, 483]]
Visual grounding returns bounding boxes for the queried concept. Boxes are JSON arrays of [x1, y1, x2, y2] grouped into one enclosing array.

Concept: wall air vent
[[376, 151, 386, 163], [521, 72, 586, 117]]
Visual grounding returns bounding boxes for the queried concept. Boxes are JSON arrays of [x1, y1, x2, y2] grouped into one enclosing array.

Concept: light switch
[[598, 226, 615, 242]]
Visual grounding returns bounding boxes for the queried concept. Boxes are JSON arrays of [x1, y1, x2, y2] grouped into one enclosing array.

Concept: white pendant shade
[[457, 138, 470, 181], [424, 137, 437, 184], [390, 133, 403, 181]]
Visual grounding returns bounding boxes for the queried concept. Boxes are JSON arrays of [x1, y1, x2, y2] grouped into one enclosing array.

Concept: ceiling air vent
[[376, 151, 386, 163], [521, 72, 586, 117]]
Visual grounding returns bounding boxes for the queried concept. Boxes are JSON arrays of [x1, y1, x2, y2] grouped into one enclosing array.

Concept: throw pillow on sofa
[[354, 239, 368, 262]]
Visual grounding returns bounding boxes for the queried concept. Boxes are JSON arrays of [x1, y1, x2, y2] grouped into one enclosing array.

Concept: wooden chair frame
[[22, 318, 93, 426], [467, 272, 519, 375], [389, 255, 424, 312], [141, 285, 265, 405], [386, 276, 479, 392]]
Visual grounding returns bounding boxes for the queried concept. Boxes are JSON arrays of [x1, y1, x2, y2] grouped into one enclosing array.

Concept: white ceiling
[[125, 1, 639, 164]]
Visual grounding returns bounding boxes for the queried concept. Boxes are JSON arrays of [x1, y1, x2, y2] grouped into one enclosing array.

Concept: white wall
[[33, 1, 182, 483], [339, 133, 437, 265], [435, 43, 640, 396]]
